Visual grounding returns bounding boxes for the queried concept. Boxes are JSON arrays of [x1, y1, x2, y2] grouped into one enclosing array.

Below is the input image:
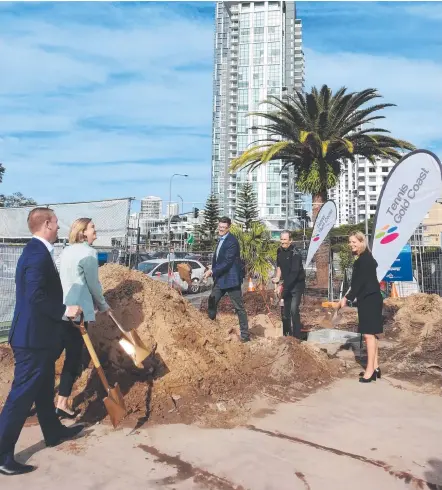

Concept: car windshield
[[137, 262, 158, 274]]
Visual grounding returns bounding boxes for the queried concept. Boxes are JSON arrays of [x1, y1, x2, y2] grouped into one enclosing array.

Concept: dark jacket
[[346, 250, 380, 303], [211, 233, 243, 289], [276, 243, 306, 293], [9, 238, 66, 350]]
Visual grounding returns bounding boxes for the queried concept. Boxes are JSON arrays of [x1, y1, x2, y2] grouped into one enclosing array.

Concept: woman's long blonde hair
[[348, 231, 370, 254], [69, 218, 92, 244]]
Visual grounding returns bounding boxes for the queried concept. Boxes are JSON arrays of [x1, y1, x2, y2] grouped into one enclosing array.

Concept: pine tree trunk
[[312, 192, 329, 289]]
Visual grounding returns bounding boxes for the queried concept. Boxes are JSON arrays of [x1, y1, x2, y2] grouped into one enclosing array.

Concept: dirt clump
[[76, 264, 338, 427]]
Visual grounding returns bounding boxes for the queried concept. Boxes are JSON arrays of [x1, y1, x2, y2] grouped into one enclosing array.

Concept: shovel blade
[[103, 383, 126, 428], [119, 334, 151, 368]]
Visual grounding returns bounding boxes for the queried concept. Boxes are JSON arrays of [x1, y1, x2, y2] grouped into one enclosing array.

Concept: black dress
[[346, 250, 383, 335]]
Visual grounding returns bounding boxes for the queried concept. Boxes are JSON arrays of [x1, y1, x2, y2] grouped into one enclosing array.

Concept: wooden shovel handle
[[70, 315, 111, 393]]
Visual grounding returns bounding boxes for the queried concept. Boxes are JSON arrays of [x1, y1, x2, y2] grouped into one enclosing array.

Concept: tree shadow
[[424, 458, 442, 489], [67, 279, 169, 429]]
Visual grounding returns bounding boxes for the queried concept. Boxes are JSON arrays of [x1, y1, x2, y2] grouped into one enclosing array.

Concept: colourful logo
[[375, 224, 399, 244], [313, 233, 320, 242]]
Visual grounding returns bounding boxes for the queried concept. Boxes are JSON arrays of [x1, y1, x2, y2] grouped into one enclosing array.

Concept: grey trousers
[[208, 284, 250, 340]]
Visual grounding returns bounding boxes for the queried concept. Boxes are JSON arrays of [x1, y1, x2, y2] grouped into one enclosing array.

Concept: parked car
[[137, 259, 207, 294]]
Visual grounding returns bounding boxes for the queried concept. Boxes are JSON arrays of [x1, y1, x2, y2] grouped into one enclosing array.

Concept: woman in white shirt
[[56, 218, 111, 418]]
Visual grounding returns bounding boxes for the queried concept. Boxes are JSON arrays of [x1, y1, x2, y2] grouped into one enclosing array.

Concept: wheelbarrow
[[71, 316, 126, 428]]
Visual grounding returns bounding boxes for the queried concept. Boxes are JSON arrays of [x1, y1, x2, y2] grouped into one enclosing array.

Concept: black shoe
[[359, 368, 381, 379], [55, 408, 79, 420], [359, 371, 377, 383], [45, 424, 85, 448], [0, 459, 36, 476]]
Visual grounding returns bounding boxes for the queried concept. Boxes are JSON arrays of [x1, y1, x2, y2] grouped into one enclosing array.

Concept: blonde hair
[[69, 218, 92, 244], [349, 231, 370, 254]]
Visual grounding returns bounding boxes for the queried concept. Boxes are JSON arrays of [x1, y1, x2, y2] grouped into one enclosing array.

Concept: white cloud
[[305, 48, 442, 150]]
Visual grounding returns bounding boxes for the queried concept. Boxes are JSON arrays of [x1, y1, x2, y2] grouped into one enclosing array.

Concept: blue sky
[[0, 1, 441, 213]]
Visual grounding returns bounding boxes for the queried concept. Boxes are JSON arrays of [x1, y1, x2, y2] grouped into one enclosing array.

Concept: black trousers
[[208, 284, 250, 340], [0, 348, 63, 462], [58, 320, 89, 398], [282, 282, 305, 339]]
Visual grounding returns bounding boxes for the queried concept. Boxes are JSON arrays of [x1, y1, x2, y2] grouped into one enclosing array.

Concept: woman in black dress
[[338, 231, 383, 383]]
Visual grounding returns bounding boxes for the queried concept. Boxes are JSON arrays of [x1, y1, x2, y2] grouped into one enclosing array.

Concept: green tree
[[194, 194, 220, 251], [230, 221, 278, 287], [0, 163, 4, 184], [235, 181, 260, 231], [231, 85, 414, 286], [0, 192, 37, 208]]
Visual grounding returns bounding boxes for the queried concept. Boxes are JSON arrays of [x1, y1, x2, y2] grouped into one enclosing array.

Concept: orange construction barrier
[[247, 277, 256, 292], [390, 283, 399, 298]]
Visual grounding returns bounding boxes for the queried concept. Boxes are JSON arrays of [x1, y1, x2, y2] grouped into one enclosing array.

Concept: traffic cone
[[248, 277, 255, 292], [390, 283, 399, 298]]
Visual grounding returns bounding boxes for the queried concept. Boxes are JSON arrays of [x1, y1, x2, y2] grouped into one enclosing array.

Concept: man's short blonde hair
[[349, 231, 370, 253], [69, 218, 92, 244], [27, 207, 54, 233]]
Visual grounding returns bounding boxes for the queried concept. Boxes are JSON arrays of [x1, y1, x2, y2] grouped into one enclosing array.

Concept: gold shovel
[[108, 311, 150, 368], [72, 317, 126, 428]]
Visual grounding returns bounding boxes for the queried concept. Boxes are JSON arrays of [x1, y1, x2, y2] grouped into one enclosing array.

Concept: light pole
[[177, 194, 184, 250], [168, 174, 188, 247]]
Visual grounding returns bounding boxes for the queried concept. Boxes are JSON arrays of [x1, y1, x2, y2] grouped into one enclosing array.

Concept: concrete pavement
[[3, 377, 442, 489]]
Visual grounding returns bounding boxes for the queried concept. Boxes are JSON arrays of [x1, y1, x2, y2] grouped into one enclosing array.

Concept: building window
[[252, 65, 264, 87], [253, 26, 265, 42], [238, 89, 248, 110], [370, 205, 377, 211], [268, 41, 280, 64], [239, 28, 250, 42], [240, 13, 250, 28], [267, 10, 280, 26], [267, 26, 278, 42], [268, 1, 279, 10], [369, 167, 375, 173], [239, 43, 249, 64], [237, 112, 248, 133], [382, 167, 389, 173], [267, 64, 280, 87], [369, 186, 376, 191], [238, 66, 249, 87], [251, 88, 261, 109], [253, 11, 264, 28], [237, 135, 248, 152], [253, 43, 265, 64]]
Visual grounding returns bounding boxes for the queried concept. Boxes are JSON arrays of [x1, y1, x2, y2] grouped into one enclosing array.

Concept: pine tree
[[193, 194, 220, 250], [235, 182, 259, 231]]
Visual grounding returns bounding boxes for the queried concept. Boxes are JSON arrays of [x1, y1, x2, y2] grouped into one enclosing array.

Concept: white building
[[140, 196, 162, 220], [328, 156, 394, 226], [211, 1, 305, 229], [166, 203, 180, 218]]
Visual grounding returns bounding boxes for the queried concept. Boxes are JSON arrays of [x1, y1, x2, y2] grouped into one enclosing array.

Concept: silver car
[[137, 259, 207, 294]]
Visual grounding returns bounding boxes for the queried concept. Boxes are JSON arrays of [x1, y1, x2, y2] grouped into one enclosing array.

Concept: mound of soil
[[382, 294, 442, 385], [75, 264, 338, 427]]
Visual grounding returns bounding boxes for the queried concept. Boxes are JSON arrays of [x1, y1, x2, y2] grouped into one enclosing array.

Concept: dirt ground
[[1, 269, 442, 429]]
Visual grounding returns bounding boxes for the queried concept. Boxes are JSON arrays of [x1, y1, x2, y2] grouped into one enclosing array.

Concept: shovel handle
[[70, 316, 111, 394]]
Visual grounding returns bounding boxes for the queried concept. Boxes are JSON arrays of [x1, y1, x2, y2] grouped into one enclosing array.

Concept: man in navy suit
[[0, 207, 84, 476], [204, 217, 250, 342]]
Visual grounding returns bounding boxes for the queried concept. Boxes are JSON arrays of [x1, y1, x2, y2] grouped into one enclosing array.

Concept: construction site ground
[[5, 374, 442, 490]]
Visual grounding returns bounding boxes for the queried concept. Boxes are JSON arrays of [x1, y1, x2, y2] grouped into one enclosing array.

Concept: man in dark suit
[[272, 230, 306, 339], [203, 217, 250, 342], [0, 208, 84, 476]]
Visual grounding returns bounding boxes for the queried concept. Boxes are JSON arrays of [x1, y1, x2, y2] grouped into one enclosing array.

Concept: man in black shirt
[[272, 230, 306, 338]]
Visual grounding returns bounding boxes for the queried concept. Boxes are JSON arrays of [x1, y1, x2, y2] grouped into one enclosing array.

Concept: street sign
[[187, 234, 194, 245], [382, 244, 413, 282]]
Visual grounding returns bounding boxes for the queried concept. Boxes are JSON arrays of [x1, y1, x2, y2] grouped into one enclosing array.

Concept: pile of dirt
[[0, 346, 14, 409], [382, 294, 442, 384], [73, 264, 339, 427]]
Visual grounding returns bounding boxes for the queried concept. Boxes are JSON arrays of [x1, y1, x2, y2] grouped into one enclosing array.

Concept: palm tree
[[230, 85, 415, 287], [230, 221, 278, 288]]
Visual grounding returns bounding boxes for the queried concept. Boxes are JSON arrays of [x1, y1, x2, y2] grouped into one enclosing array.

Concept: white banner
[[305, 200, 337, 268], [371, 150, 442, 281], [0, 198, 131, 247]]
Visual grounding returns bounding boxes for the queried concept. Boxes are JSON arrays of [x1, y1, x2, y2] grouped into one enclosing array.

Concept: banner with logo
[[371, 150, 442, 281], [305, 200, 337, 268]]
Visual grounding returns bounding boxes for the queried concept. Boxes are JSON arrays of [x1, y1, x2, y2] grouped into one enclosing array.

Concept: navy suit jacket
[[211, 233, 243, 290], [9, 238, 66, 350]]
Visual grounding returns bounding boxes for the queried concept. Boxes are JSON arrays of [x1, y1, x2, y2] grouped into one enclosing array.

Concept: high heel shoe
[[55, 408, 79, 419], [359, 371, 377, 383], [359, 367, 381, 379]]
